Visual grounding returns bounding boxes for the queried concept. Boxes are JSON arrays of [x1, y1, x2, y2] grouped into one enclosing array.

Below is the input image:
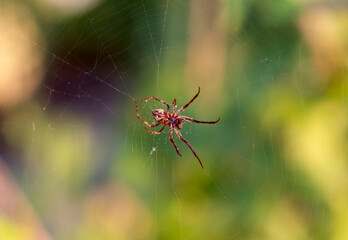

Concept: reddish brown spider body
[[135, 87, 220, 169]]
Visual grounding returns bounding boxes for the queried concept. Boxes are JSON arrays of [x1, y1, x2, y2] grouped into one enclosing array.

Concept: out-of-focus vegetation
[[1, 0, 348, 239]]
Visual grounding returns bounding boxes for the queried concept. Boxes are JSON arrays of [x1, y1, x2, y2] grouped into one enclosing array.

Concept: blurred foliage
[[1, 0, 348, 239], [0, 216, 24, 240]]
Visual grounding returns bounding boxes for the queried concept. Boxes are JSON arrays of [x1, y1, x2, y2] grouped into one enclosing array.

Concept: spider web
[[1, 0, 345, 239]]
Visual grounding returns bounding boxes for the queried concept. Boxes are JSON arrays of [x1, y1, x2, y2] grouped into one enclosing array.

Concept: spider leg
[[169, 126, 182, 157], [145, 124, 166, 134], [149, 122, 163, 128], [171, 99, 177, 115], [142, 96, 170, 112], [174, 128, 204, 169], [135, 101, 154, 127], [182, 116, 220, 124], [175, 87, 200, 115], [135, 101, 162, 127]]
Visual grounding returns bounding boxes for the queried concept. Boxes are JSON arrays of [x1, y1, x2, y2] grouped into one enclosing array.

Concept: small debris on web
[[149, 146, 157, 155], [48, 123, 56, 131]]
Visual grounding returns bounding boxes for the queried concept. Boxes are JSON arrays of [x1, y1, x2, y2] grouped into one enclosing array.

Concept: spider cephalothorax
[[135, 87, 220, 169]]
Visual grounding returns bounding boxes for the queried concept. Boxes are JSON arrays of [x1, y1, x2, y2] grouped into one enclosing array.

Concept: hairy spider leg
[[175, 87, 200, 115], [135, 101, 162, 128], [182, 116, 221, 124], [145, 124, 166, 134], [169, 127, 182, 157], [174, 128, 204, 169], [171, 99, 177, 115], [141, 96, 170, 112]]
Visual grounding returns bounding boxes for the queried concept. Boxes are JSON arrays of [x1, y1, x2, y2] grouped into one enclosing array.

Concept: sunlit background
[[1, 0, 348, 239]]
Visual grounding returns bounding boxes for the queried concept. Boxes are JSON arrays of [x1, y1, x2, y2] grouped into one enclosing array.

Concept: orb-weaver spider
[[135, 87, 220, 169]]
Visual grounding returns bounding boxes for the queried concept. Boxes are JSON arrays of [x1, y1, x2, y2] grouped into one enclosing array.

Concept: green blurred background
[[1, 0, 348, 239]]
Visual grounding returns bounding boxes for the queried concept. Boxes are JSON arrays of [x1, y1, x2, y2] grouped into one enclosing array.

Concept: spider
[[135, 87, 220, 169]]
